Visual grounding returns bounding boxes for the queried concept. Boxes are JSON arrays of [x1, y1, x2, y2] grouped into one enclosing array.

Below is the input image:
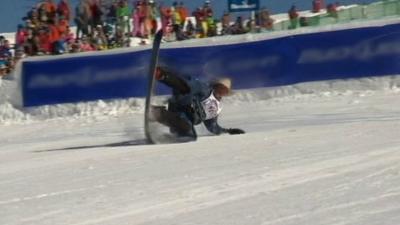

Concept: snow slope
[[1, 75, 400, 225]]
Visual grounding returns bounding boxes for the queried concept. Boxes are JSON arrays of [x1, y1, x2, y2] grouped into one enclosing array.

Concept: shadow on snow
[[35, 139, 150, 152]]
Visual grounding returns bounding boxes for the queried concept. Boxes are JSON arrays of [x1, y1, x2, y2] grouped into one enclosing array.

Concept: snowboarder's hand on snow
[[226, 128, 245, 135]]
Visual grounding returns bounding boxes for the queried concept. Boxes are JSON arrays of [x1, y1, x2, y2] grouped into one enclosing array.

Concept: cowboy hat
[[212, 78, 233, 95]]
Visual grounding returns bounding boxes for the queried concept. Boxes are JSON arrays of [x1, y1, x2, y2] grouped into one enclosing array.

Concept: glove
[[226, 128, 245, 135]]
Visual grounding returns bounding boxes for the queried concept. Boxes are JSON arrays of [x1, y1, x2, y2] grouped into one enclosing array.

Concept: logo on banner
[[228, 0, 260, 12]]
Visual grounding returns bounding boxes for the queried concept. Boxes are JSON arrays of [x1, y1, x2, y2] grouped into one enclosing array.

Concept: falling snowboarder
[[151, 66, 245, 141]]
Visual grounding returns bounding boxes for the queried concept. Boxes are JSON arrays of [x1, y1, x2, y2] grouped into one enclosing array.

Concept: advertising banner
[[21, 50, 151, 107], [160, 22, 400, 90], [228, 0, 260, 12], [20, 22, 400, 107]]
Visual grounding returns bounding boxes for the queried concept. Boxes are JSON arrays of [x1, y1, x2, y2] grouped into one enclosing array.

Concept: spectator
[[92, 25, 108, 50], [29, 9, 41, 28], [27, 6, 38, 21], [40, 0, 58, 22], [231, 16, 246, 34], [245, 19, 257, 33], [57, 0, 72, 21], [177, 2, 189, 27], [70, 39, 83, 53], [160, 5, 173, 35], [0, 39, 12, 77], [47, 19, 61, 53], [312, 0, 324, 13], [148, 0, 159, 36], [299, 17, 309, 26], [137, 1, 147, 37], [89, 0, 103, 33], [184, 19, 196, 38], [75, 0, 91, 38], [288, 5, 299, 29], [206, 16, 217, 37], [53, 36, 67, 54], [0, 60, 8, 78], [132, 2, 141, 37], [64, 26, 76, 51], [80, 35, 95, 51], [192, 7, 205, 37], [171, 1, 182, 26], [37, 27, 52, 54], [15, 25, 28, 49], [232, 16, 246, 34], [221, 11, 232, 35], [64, 26, 75, 43], [203, 0, 213, 18], [0, 40, 13, 58], [38, 3, 49, 23], [173, 24, 188, 41], [163, 23, 176, 42], [259, 7, 274, 31], [57, 15, 70, 35], [114, 29, 130, 47], [25, 19, 36, 30], [0, 38, 13, 72], [107, 1, 118, 24], [327, 3, 339, 18], [143, 0, 157, 38], [14, 47, 26, 67], [117, 0, 131, 35], [201, 0, 214, 37], [24, 29, 40, 56]]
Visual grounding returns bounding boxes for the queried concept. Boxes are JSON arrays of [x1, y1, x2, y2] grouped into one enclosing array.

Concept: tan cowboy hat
[[212, 78, 233, 95]]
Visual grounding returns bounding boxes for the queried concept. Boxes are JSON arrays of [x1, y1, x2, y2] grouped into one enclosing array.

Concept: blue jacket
[[169, 75, 227, 135]]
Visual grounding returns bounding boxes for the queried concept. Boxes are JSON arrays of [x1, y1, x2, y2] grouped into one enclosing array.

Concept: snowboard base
[[144, 30, 196, 144]]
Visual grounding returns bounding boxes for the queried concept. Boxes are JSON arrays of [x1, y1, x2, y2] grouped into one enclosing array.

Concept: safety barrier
[[273, 0, 400, 31], [19, 19, 400, 107]]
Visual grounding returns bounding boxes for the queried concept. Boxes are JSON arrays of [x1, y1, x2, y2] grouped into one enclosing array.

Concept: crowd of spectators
[[0, 36, 20, 78], [288, 1, 340, 29], [312, 0, 339, 17], [0, 0, 344, 79], [13, 0, 281, 55]]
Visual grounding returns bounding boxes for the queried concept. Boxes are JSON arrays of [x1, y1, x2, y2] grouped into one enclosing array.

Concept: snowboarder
[[152, 66, 245, 139]]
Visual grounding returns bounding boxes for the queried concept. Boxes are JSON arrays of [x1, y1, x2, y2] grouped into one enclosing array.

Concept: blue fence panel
[[22, 50, 151, 107], [21, 22, 400, 107], [161, 22, 400, 89]]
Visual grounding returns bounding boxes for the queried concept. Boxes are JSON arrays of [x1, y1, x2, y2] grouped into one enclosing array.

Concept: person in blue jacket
[[152, 66, 245, 138]]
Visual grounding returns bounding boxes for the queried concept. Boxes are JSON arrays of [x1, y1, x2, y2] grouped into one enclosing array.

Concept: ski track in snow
[[1, 75, 400, 225]]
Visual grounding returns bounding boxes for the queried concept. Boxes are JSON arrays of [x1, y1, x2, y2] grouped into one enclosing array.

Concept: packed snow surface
[[1, 75, 400, 225]]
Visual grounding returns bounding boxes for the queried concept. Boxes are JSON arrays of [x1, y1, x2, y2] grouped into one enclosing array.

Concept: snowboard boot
[[155, 66, 190, 95], [151, 105, 192, 136]]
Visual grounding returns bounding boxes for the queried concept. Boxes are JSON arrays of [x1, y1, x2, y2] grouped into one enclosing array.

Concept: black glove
[[226, 128, 245, 135]]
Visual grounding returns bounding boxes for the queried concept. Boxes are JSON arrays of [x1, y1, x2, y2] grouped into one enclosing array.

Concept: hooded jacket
[[167, 75, 228, 135]]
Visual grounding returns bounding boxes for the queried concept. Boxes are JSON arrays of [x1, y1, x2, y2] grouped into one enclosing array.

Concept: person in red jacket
[[312, 0, 322, 13], [38, 28, 52, 54], [15, 25, 28, 49], [43, 0, 58, 22], [57, 0, 71, 21]]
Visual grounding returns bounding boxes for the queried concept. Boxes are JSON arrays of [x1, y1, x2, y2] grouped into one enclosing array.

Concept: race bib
[[201, 92, 222, 120]]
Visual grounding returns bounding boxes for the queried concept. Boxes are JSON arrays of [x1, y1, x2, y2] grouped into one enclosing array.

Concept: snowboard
[[144, 30, 196, 144]]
